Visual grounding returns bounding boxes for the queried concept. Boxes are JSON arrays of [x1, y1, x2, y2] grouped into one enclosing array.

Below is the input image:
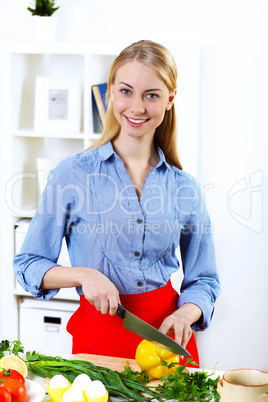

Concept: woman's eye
[[147, 93, 159, 99], [120, 88, 131, 95]]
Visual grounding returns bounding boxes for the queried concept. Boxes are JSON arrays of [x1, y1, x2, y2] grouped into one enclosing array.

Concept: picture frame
[[34, 76, 81, 133]]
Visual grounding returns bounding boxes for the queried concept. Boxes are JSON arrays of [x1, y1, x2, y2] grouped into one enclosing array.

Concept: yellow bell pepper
[[85, 390, 108, 402], [135, 339, 180, 379], [47, 382, 71, 402]]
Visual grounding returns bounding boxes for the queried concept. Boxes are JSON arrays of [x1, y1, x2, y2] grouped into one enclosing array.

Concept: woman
[[14, 40, 220, 365]]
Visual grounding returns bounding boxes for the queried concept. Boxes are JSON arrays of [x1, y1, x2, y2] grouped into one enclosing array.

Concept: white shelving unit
[[0, 40, 126, 342]]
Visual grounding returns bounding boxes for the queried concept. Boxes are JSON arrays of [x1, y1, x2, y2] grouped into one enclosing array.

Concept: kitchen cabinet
[[0, 40, 126, 344], [19, 298, 79, 356]]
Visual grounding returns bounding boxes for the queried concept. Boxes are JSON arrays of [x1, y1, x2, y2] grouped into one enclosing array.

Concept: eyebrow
[[119, 82, 163, 92]]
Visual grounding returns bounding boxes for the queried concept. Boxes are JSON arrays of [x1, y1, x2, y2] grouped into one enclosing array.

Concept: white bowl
[[25, 379, 46, 402]]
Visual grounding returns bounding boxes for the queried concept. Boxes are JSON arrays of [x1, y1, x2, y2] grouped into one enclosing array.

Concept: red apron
[[67, 280, 199, 367]]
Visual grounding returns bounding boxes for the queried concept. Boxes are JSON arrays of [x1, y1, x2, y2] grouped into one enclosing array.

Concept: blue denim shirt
[[14, 141, 220, 331]]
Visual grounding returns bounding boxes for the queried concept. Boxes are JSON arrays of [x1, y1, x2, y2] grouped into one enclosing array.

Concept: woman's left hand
[[158, 303, 202, 348]]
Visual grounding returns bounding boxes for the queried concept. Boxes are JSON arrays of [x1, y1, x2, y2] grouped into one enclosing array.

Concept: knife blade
[[117, 304, 190, 357]]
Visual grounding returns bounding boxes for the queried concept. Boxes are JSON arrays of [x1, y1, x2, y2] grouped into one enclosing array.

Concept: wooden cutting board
[[71, 353, 161, 388], [72, 353, 140, 371]]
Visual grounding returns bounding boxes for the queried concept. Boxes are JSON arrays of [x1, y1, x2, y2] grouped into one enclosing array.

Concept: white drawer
[[19, 298, 79, 356]]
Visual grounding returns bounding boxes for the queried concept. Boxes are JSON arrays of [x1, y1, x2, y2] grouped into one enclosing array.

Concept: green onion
[[25, 352, 163, 401]]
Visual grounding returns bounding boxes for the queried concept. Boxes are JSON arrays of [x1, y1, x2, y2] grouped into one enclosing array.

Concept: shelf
[[13, 210, 36, 219], [14, 287, 80, 302], [12, 130, 101, 140], [12, 130, 84, 139], [0, 40, 126, 56], [86, 133, 102, 140]]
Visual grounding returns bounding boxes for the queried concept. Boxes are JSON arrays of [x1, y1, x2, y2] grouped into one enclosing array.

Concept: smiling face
[[110, 60, 176, 142]]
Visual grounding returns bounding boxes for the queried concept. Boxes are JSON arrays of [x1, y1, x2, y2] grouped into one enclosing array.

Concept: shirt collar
[[155, 147, 173, 171], [98, 141, 172, 171], [98, 141, 115, 161]]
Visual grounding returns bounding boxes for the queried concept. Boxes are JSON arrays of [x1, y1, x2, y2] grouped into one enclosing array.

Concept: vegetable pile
[[0, 340, 221, 401], [135, 339, 181, 379], [25, 352, 161, 401], [0, 342, 28, 402], [0, 369, 27, 402], [47, 373, 109, 402]]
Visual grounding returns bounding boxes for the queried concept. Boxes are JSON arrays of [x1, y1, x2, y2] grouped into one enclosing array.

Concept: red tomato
[[0, 370, 24, 384], [0, 380, 27, 402], [0, 388, 12, 402]]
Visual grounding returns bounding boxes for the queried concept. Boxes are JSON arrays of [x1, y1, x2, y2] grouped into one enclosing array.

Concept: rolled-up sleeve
[[13, 158, 76, 300], [178, 180, 220, 331]]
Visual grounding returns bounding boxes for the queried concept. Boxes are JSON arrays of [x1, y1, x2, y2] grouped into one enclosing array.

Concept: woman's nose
[[130, 96, 145, 114]]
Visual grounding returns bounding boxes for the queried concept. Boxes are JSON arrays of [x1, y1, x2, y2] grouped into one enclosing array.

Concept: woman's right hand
[[41, 265, 120, 316], [79, 267, 121, 316]]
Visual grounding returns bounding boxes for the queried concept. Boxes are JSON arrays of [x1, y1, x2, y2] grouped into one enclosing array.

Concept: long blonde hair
[[88, 40, 182, 170]]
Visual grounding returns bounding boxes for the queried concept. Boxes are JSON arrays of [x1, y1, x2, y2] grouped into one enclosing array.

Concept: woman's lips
[[124, 115, 149, 127]]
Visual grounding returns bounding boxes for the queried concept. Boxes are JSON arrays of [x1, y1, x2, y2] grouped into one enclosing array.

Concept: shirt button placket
[[133, 217, 144, 289], [134, 217, 143, 260]]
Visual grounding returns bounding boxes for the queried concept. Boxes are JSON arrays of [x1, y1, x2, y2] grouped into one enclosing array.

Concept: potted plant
[[27, 0, 60, 41]]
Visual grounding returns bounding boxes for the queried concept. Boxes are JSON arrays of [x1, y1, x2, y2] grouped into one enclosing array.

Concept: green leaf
[[0, 340, 24, 358], [27, 0, 60, 16], [0, 340, 10, 358], [117, 361, 150, 385], [12, 340, 24, 355], [156, 360, 221, 401]]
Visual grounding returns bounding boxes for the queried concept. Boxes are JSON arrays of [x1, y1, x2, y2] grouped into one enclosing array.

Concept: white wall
[[196, 46, 268, 372], [1, 0, 268, 372]]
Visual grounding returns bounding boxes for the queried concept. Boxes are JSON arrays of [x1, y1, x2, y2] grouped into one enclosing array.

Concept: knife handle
[[117, 304, 126, 319]]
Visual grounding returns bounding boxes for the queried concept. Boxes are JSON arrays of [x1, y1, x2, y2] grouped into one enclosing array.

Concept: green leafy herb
[[156, 358, 221, 401], [0, 340, 24, 359], [119, 361, 150, 385]]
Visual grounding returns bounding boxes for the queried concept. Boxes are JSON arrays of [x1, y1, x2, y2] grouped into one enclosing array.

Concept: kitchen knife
[[117, 304, 190, 357]]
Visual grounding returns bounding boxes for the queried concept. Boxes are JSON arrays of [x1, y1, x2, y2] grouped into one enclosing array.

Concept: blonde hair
[[88, 40, 182, 170]]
